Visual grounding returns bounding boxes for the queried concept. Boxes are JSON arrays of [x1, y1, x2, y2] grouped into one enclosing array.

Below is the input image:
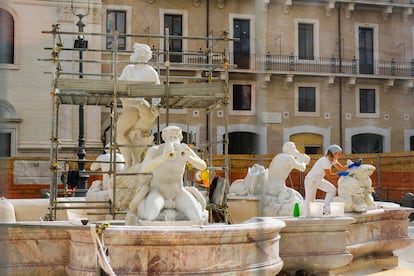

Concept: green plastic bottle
[[293, 202, 300, 217]]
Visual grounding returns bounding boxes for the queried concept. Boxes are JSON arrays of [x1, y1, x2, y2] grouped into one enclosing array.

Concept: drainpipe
[[338, 4, 343, 148], [206, 0, 210, 148]]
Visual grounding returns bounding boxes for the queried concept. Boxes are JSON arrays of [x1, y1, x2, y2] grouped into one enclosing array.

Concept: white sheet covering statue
[[86, 145, 126, 202], [229, 164, 268, 196], [125, 126, 208, 225], [117, 43, 160, 168], [260, 142, 310, 216], [333, 160, 377, 212]]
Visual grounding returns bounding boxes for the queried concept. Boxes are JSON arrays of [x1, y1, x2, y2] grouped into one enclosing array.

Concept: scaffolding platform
[[54, 79, 226, 108]]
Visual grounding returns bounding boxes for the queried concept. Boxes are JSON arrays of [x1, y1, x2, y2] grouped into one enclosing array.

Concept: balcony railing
[[153, 49, 414, 78]]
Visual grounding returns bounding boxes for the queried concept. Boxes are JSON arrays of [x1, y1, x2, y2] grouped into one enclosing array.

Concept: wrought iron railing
[[153, 48, 414, 78]]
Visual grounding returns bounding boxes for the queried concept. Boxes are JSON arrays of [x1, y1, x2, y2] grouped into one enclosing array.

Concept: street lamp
[[71, 0, 89, 196]]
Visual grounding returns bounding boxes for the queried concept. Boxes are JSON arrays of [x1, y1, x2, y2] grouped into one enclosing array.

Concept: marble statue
[[333, 160, 377, 212], [260, 142, 310, 216], [117, 43, 160, 168], [229, 164, 268, 196], [125, 126, 208, 225], [86, 145, 125, 202]]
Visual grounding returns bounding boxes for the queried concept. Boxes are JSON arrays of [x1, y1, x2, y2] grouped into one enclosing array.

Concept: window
[[295, 83, 319, 117], [298, 23, 314, 60], [290, 132, 323, 154], [359, 27, 374, 74], [233, 18, 251, 69], [359, 89, 376, 113], [164, 14, 183, 62], [0, 8, 14, 64], [233, 84, 252, 111], [298, 87, 316, 112], [352, 133, 383, 153], [356, 85, 379, 118], [0, 132, 11, 157], [410, 136, 414, 151], [226, 132, 260, 154], [304, 146, 322, 154], [106, 10, 126, 50], [230, 83, 255, 115]]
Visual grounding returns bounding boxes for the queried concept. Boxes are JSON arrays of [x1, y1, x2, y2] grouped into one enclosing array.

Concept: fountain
[[0, 27, 412, 276], [227, 144, 413, 275]]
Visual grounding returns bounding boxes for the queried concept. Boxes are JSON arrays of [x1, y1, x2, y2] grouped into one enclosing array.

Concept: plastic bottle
[[293, 202, 300, 217]]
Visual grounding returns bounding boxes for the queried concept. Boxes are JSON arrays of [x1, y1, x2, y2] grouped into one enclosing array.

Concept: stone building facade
[[99, 0, 414, 155], [1, 0, 414, 159]]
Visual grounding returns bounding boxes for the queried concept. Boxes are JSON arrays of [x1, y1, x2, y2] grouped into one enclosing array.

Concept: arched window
[[290, 133, 323, 154], [0, 8, 14, 64], [0, 100, 20, 157], [351, 133, 383, 154], [225, 132, 259, 154]]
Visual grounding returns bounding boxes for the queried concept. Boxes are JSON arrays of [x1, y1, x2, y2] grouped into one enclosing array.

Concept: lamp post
[[72, 0, 89, 196]]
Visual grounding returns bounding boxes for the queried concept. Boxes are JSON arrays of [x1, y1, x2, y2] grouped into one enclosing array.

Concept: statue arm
[[140, 147, 167, 173], [178, 144, 206, 170], [290, 157, 307, 172], [187, 151, 207, 170]]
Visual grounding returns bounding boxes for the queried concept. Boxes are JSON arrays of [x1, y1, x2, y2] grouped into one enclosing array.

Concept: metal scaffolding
[[42, 25, 232, 220]]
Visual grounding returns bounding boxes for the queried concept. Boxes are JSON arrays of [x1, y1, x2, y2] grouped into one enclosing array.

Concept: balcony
[[155, 50, 414, 79]]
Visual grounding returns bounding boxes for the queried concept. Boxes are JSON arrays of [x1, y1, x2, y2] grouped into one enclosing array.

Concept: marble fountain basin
[[228, 196, 413, 275], [0, 198, 286, 275]]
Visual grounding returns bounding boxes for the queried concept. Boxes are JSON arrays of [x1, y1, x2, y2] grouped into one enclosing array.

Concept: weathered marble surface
[[0, 218, 285, 276], [346, 207, 413, 259], [0, 222, 71, 276], [278, 216, 355, 273], [229, 199, 413, 275]]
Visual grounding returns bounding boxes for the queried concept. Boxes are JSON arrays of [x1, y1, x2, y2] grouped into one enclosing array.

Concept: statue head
[[161, 126, 183, 142], [282, 141, 297, 155], [130, 43, 152, 63]]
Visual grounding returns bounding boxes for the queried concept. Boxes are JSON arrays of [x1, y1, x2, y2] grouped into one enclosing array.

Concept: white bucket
[[309, 202, 324, 217], [330, 202, 345, 216]]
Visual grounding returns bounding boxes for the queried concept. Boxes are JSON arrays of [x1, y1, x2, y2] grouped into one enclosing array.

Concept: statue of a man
[[264, 142, 310, 198], [130, 126, 207, 222], [117, 43, 160, 168], [261, 142, 310, 216], [119, 43, 160, 83]]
